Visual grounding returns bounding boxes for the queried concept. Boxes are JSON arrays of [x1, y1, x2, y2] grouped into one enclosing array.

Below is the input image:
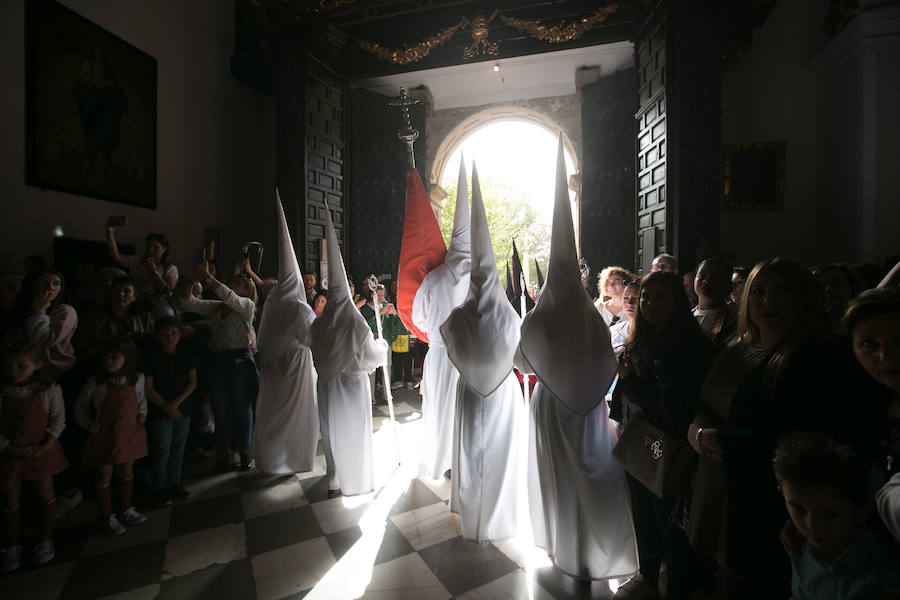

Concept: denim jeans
[[148, 415, 191, 489], [210, 348, 257, 461]]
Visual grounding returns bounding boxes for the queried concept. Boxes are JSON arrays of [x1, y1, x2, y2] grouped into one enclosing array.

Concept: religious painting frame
[[721, 141, 785, 211], [26, 0, 157, 209]]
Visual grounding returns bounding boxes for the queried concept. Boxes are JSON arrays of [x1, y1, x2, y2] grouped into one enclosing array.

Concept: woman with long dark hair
[[611, 271, 715, 600], [106, 224, 178, 317], [841, 287, 900, 541], [1, 268, 77, 381]]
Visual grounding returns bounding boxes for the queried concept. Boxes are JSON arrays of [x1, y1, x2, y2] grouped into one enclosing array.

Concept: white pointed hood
[[310, 200, 372, 383], [440, 164, 520, 397], [519, 136, 616, 416], [258, 191, 316, 357], [446, 154, 471, 268]]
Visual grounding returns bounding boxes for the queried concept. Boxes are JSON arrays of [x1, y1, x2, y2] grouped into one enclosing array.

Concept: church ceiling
[[240, 0, 645, 77]]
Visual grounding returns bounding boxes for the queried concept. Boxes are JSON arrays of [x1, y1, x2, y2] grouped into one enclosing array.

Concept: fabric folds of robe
[[527, 379, 638, 580], [518, 137, 637, 579], [317, 336, 387, 496], [253, 322, 318, 474], [253, 192, 319, 474], [412, 158, 470, 480], [441, 163, 523, 543], [450, 372, 524, 543]]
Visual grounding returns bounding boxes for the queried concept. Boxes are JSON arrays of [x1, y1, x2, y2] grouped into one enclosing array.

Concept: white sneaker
[[406, 381, 418, 389], [390, 381, 403, 389], [31, 539, 55, 565], [56, 489, 83, 519], [120, 506, 147, 526], [0, 545, 22, 573], [105, 514, 126, 536]]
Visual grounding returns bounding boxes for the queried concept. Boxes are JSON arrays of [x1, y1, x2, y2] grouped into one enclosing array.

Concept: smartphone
[[107, 215, 128, 227], [196, 248, 207, 263]]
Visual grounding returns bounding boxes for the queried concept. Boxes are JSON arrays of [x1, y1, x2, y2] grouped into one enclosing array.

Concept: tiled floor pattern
[[2, 389, 626, 599]]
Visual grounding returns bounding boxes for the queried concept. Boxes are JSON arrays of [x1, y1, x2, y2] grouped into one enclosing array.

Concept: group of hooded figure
[[252, 139, 639, 582]]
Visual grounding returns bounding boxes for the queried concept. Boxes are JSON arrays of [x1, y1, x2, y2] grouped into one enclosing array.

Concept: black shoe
[[239, 451, 252, 472], [168, 486, 190, 500], [327, 488, 342, 499]]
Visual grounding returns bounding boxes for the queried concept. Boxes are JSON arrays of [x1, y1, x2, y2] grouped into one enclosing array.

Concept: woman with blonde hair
[[687, 257, 865, 599], [595, 266, 636, 327]]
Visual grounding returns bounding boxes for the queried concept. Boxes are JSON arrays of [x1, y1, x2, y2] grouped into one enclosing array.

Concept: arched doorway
[[431, 106, 579, 190], [430, 111, 579, 291]]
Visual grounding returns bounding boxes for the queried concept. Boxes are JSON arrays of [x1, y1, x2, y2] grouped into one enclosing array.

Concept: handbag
[[612, 415, 696, 500], [391, 334, 409, 353]]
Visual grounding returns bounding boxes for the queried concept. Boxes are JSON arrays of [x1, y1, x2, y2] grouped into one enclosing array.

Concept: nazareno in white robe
[[518, 137, 638, 580], [310, 198, 386, 496], [317, 335, 387, 495], [441, 163, 523, 543], [412, 158, 471, 480], [253, 192, 319, 475]]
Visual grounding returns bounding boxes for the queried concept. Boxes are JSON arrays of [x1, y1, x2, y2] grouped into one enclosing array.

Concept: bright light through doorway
[[440, 121, 576, 223], [439, 120, 578, 290]]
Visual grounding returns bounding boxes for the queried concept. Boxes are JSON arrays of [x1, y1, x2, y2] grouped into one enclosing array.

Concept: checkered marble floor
[[2, 388, 623, 599]]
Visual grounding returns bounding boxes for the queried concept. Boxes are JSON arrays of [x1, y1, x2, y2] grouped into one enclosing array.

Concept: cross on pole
[[388, 87, 420, 169]]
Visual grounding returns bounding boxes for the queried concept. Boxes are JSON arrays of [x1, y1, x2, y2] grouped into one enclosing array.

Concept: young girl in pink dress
[[0, 345, 68, 572], [75, 340, 148, 536]]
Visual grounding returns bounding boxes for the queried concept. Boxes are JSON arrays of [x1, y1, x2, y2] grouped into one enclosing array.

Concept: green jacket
[[359, 303, 404, 344]]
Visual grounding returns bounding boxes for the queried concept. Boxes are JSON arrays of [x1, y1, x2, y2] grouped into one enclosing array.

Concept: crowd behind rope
[[0, 218, 899, 599]]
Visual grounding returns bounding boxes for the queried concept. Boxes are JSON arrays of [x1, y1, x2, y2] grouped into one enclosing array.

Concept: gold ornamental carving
[[356, 19, 466, 65], [500, 5, 619, 44], [463, 11, 500, 59]]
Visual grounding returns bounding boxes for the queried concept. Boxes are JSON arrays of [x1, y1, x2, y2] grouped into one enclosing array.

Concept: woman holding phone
[[105, 217, 178, 318]]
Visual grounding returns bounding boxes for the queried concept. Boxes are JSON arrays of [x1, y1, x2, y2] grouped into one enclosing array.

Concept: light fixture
[[493, 63, 500, 72]]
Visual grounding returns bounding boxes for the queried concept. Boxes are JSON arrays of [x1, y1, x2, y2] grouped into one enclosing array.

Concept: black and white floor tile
[[2, 388, 626, 599]]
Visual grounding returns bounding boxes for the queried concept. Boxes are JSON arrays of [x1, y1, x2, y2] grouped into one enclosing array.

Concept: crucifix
[[388, 87, 420, 169]]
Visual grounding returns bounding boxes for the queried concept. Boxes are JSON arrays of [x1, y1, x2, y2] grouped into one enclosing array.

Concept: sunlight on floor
[[306, 408, 567, 599]]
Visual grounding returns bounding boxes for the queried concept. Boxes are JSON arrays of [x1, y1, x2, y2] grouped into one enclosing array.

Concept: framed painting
[[26, 0, 157, 209], [721, 141, 786, 211]]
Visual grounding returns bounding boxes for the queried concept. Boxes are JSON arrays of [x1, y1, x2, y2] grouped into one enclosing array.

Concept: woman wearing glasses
[[595, 266, 636, 327]]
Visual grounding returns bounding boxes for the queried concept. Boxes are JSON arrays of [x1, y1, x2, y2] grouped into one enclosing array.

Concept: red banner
[[396, 170, 447, 343]]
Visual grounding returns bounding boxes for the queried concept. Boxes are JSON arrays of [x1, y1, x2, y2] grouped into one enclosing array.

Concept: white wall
[[0, 0, 275, 276], [813, 4, 900, 264], [720, 0, 819, 268], [721, 0, 900, 268]]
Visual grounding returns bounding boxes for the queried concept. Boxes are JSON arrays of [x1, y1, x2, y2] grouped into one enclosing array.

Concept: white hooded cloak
[[310, 201, 387, 495], [412, 158, 471, 480], [253, 191, 319, 474], [440, 164, 524, 543], [516, 137, 638, 580]]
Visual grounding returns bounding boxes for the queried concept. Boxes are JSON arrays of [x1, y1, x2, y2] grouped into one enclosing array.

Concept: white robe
[[317, 335, 387, 496], [528, 381, 639, 580], [412, 263, 470, 479], [450, 372, 524, 543], [252, 299, 318, 474]]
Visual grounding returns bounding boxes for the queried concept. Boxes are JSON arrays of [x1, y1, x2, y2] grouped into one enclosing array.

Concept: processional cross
[[388, 87, 420, 169]]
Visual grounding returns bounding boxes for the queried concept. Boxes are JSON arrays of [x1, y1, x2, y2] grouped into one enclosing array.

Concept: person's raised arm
[[878, 258, 900, 288], [241, 259, 263, 288], [106, 222, 130, 269]]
